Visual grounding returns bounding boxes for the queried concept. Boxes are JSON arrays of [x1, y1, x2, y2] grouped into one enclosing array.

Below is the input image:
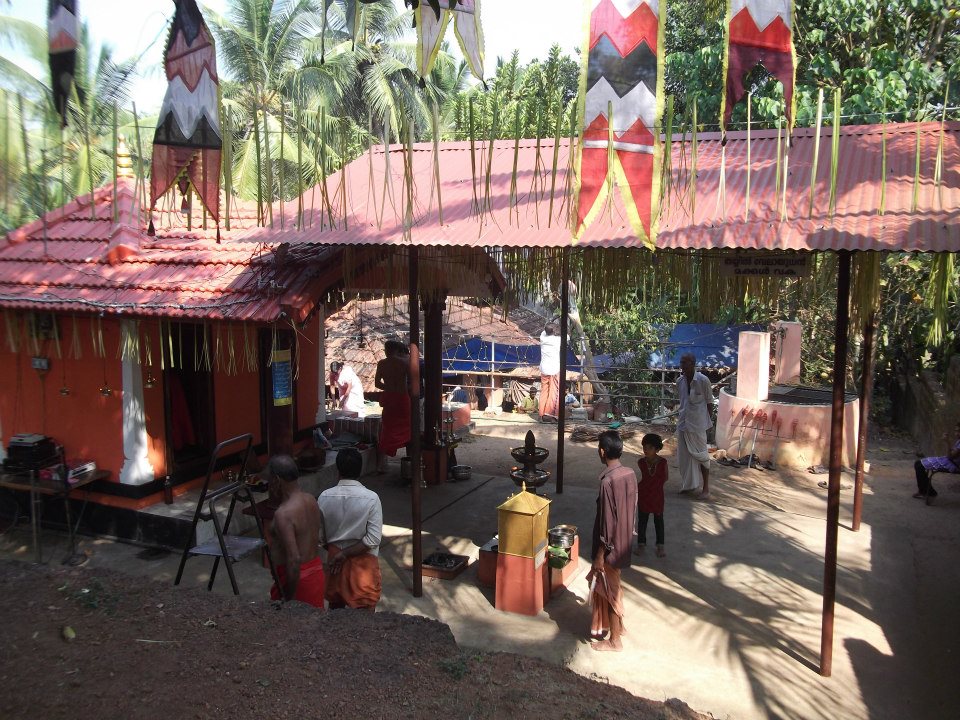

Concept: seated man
[[914, 421, 960, 498], [318, 448, 383, 609], [267, 455, 325, 607], [517, 387, 537, 413]]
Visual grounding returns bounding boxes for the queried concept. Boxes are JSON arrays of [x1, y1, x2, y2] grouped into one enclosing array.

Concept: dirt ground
[[0, 560, 706, 720], [1, 411, 958, 719]]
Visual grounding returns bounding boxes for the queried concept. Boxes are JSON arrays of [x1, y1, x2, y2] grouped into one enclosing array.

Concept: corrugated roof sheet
[[251, 121, 958, 252], [0, 179, 339, 322]]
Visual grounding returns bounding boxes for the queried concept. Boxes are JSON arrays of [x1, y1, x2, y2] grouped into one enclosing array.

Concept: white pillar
[[119, 320, 155, 485], [737, 331, 771, 402]]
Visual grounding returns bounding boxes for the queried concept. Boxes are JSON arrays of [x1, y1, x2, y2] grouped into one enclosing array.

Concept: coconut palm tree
[[0, 15, 138, 230], [208, 0, 463, 208]]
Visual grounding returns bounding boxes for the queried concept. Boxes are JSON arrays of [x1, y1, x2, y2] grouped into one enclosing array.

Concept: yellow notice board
[[272, 349, 292, 406]]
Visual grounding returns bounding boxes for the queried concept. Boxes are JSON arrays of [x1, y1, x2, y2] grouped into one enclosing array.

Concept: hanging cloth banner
[[575, 0, 663, 248], [720, 0, 796, 135], [150, 0, 222, 228], [413, 0, 484, 85], [48, 0, 79, 127]]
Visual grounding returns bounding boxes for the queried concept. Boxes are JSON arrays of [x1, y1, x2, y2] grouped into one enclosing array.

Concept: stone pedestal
[[495, 550, 547, 616], [549, 535, 580, 595]]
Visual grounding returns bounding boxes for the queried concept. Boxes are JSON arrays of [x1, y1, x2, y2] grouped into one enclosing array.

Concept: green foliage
[[451, 45, 580, 140], [665, 0, 959, 130]]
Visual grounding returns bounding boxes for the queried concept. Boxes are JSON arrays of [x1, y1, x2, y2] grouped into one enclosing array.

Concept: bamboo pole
[[112, 103, 118, 223], [431, 100, 443, 224], [469, 97, 479, 215], [808, 88, 824, 218], [296, 102, 303, 230], [262, 100, 274, 228], [509, 104, 521, 220], [688, 98, 698, 219], [547, 98, 563, 227], [912, 99, 922, 213], [279, 100, 286, 230], [252, 97, 264, 226], [878, 101, 887, 216], [222, 108, 232, 231], [2, 91, 8, 216], [18, 95, 32, 223], [933, 82, 949, 208], [744, 93, 750, 220], [828, 88, 841, 218]]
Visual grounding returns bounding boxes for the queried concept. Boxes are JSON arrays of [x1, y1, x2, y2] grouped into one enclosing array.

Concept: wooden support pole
[[556, 247, 570, 494], [820, 249, 851, 677], [423, 297, 445, 445], [852, 309, 876, 532], [409, 247, 423, 598]]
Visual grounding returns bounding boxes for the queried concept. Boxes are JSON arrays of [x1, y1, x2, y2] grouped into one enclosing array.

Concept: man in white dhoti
[[676, 352, 714, 499]]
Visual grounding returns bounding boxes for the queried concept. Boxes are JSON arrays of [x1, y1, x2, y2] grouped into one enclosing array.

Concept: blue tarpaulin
[[648, 324, 765, 369], [442, 337, 582, 375]]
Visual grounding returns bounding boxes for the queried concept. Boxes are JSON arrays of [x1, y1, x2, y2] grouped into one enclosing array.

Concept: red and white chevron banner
[[721, 0, 795, 133], [150, 0, 222, 227], [575, 0, 662, 247]]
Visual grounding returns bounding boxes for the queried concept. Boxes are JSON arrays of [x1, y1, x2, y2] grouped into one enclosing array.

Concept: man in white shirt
[[676, 352, 715, 499], [539, 322, 561, 421], [318, 448, 383, 609], [329, 361, 365, 414]]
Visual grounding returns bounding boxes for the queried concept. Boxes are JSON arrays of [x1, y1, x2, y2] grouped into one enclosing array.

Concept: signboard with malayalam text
[[719, 253, 810, 278]]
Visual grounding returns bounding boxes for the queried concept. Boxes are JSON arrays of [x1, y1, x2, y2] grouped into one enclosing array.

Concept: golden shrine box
[[497, 489, 550, 559]]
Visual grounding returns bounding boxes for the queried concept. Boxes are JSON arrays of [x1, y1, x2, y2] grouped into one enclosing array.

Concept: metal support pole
[[557, 248, 570, 494], [820, 249, 851, 677], [409, 247, 422, 598], [852, 309, 876, 532]]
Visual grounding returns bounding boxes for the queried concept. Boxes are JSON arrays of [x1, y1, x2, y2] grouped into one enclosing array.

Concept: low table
[[0, 469, 108, 564]]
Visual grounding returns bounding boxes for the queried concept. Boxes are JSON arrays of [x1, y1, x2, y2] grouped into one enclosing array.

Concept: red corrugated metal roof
[[0, 179, 339, 322], [251, 121, 958, 252]]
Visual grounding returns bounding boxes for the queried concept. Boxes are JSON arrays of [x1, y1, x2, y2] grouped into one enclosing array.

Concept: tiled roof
[[252, 121, 959, 253], [0, 179, 339, 322]]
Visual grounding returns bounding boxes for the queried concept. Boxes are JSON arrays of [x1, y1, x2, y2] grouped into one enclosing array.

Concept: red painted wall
[[0, 315, 324, 482], [0, 316, 125, 478], [214, 366, 262, 447]]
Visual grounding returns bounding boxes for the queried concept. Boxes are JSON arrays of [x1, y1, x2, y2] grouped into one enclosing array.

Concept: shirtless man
[[374, 340, 411, 473], [267, 455, 325, 607]]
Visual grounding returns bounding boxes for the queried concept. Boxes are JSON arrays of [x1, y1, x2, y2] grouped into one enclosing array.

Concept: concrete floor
[[2, 415, 958, 719]]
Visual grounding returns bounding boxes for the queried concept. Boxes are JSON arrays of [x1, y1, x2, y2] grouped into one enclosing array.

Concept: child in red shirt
[[635, 433, 668, 558]]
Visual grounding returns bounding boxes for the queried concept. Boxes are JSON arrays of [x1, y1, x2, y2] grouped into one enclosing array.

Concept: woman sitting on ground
[[914, 421, 960, 499]]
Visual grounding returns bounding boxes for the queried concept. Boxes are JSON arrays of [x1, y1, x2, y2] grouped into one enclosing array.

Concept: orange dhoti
[[325, 545, 382, 609], [589, 563, 624, 637], [378, 390, 411, 456], [270, 556, 326, 608], [539, 373, 560, 419]]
